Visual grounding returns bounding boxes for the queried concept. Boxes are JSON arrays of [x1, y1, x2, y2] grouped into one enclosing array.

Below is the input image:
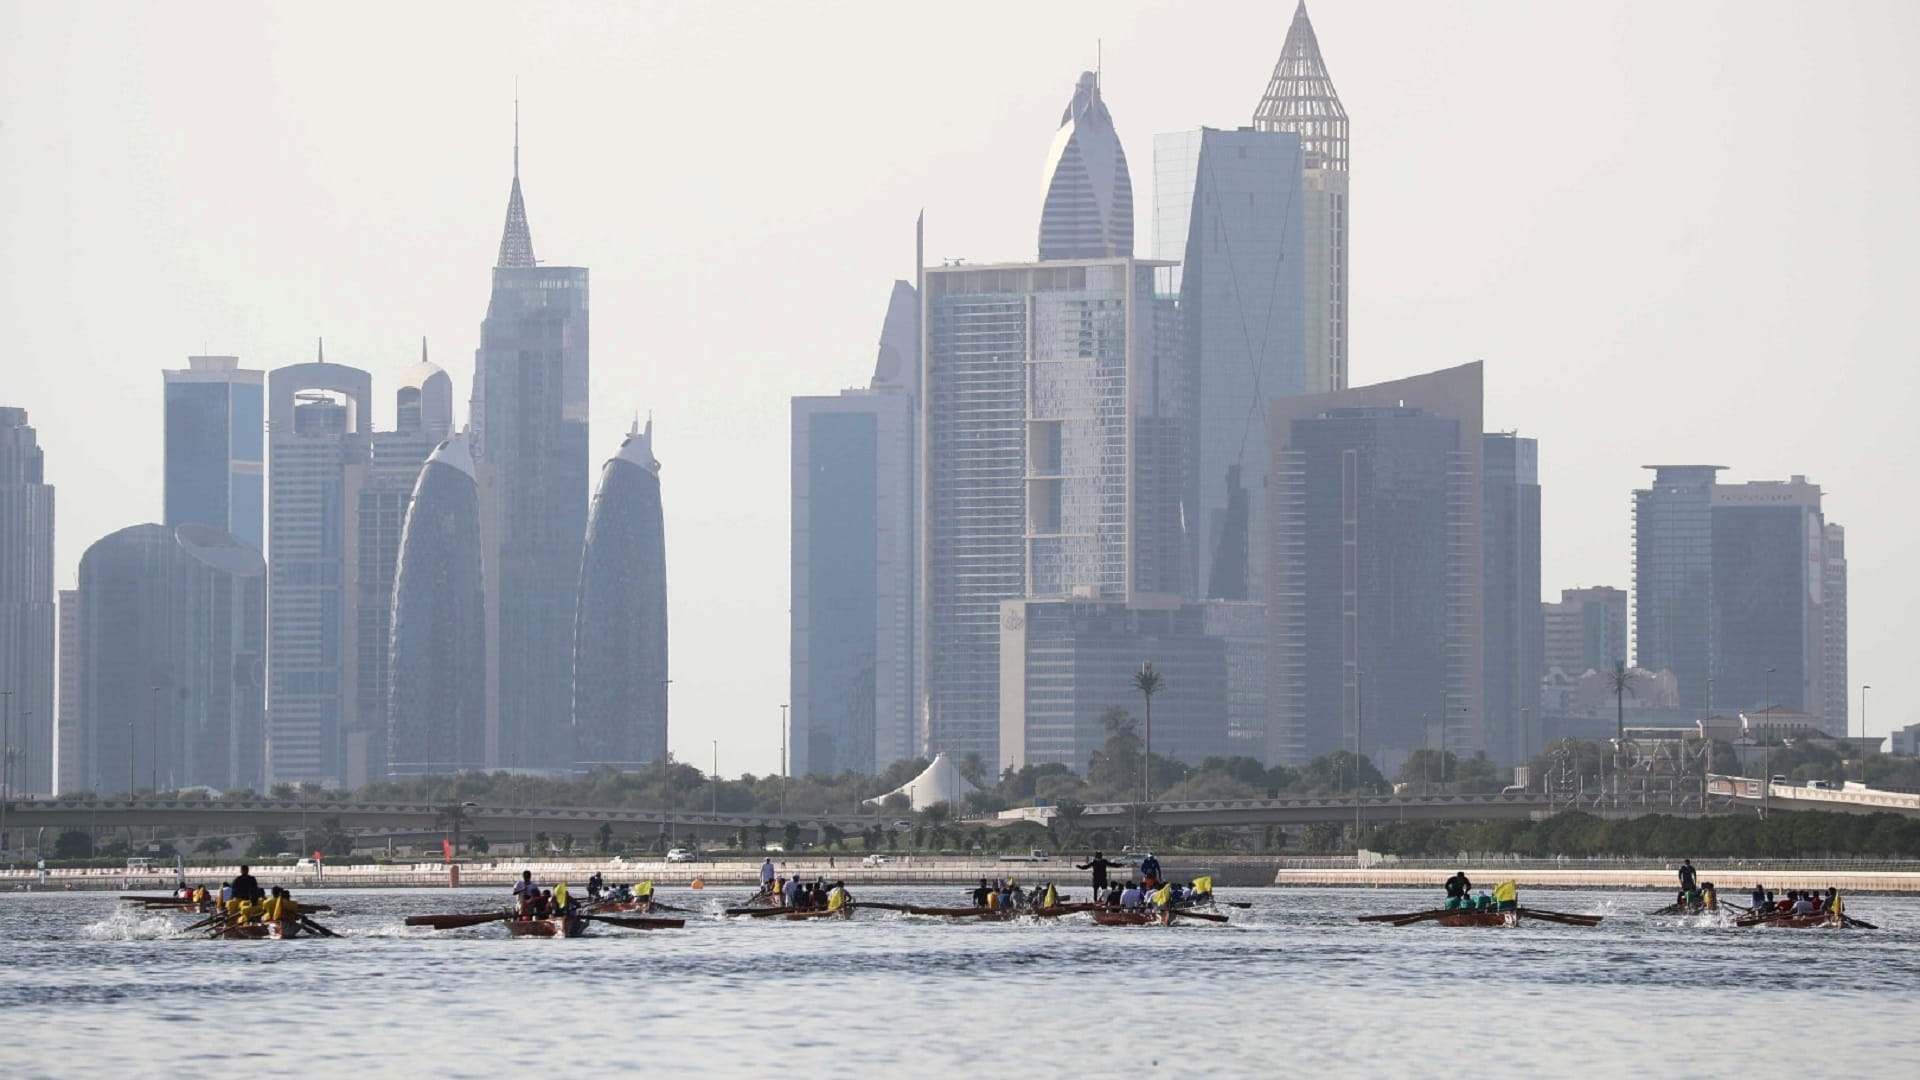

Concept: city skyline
[[4, 1, 1915, 775]]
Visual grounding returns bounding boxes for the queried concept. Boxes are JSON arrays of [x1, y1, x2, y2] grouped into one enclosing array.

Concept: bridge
[[1000, 791, 1554, 829], [1709, 775, 1920, 817]]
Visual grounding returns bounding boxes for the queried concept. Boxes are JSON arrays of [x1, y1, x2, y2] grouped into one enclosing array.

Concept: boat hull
[[1434, 910, 1520, 928], [784, 907, 853, 921], [1092, 910, 1171, 927], [505, 916, 586, 938], [218, 920, 302, 940], [1739, 913, 1844, 929]]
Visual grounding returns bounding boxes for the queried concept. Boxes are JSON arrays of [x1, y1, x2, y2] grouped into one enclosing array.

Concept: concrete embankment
[[1274, 867, 1920, 894], [3, 855, 1282, 892]]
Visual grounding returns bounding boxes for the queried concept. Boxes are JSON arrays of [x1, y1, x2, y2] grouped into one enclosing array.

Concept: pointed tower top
[[317, 336, 325, 364], [1253, 1, 1349, 172], [616, 416, 661, 475], [421, 335, 429, 365], [496, 95, 537, 269]]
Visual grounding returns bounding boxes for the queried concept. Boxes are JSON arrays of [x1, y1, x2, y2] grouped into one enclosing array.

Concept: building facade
[[55, 588, 76, 793], [999, 598, 1229, 771], [266, 360, 373, 786], [163, 355, 265, 551], [922, 258, 1180, 767], [1038, 72, 1134, 261], [470, 146, 590, 772], [1632, 465, 1723, 711], [1266, 363, 1484, 769], [1253, 1, 1350, 395], [387, 435, 487, 777], [1710, 477, 1830, 717], [1482, 433, 1543, 766], [1152, 126, 1307, 601], [1821, 523, 1847, 731], [1543, 586, 1628, 677], [790, 282, 919, 777], [572, 423, 668, 771], [0, 407, 56, 795]]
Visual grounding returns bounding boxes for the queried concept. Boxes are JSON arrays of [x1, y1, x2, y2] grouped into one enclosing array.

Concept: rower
[[512, 870, 540, 916], [1750, 883, 1766, 908], [1791, 892, 1819, 916], [827, 881, 852, 912], [1443, 870, 1473, 910], [1492, 880, 1518, 912], [1119, 881, 1144, 911], [971, 878, 991, 909], [1825, 887, 1844, 918], [587, 871, 605, 901], [633, 880, 655, 911]]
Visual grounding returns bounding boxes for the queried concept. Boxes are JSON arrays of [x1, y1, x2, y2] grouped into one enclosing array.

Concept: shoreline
[[1272, 868, 1920, 893]]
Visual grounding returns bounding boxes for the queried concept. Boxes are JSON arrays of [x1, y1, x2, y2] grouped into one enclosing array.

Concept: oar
[[405, 911, 515, 930], [1517, 907, 1602, 927], [1168, 908, 1229, 923], [1648, 902, 1683, 916], [583, 914, 685, 931], [849, 901, 911, 912], [725, 904, 797, 918], [1358, 910, 1441, 923], [1839, 913, 1878, 930], [298, 916, 339, 938], [187, 910, 237, 933]]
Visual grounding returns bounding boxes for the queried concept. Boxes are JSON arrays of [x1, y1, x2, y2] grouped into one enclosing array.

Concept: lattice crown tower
[[1253, 1, 1349, 172]]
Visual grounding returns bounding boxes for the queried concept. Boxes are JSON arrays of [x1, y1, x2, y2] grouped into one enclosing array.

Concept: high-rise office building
[[1543, 586, 1628, 676], [471, 128, 590, 772], [266, 359, 373, 786], [1253, 1, 1350, 395], [573, 423, 668, 771], [73, 523, 264, 793], [791, 281, 919, 777], [1266, 363, 1483, 769], [1482, 433, 1542, 766], [999, 598, 1229, 771], [0, 408, 56, 795], [55, 588, 76, 793], [1710, 476, 1831, 717], [388, 435, 486, 776], [922, 258, 1180, 766], [1153, 126, 1307, 600], [1039, 72, 1134, 260], [348, 356, 450, 784], [1632, 465, 1723, 710], [163, 356, 265, 551], [1821, 523, 1848, 730]]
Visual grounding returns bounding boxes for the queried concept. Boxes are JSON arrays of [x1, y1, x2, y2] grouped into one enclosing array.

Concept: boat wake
[[82, 908, 184, 941]]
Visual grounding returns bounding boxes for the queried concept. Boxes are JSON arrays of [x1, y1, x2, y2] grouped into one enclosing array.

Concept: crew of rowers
[[755, 872, 854, 912], [1098, 877, 1212, 912], [171, 865, 307, 927], [1747, 885, 1846, 919], [1442, 871, 1518, 911], [970, 878, 1062, 912]]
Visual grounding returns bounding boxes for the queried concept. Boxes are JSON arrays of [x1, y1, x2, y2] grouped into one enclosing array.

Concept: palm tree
[[1132, 662, 1163, 808], [1606, 662, 1638, 805]]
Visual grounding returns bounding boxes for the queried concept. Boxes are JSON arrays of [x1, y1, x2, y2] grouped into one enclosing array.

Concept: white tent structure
[[865, 751, 981, 811]]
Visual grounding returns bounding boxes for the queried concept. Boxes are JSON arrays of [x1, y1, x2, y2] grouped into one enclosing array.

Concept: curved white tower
[[1038, 71, 1134, 260]]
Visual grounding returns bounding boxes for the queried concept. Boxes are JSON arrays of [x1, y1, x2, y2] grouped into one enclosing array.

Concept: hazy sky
[[4, 1, 1916, 775]]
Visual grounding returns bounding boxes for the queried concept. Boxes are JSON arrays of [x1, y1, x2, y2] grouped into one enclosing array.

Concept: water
[[3, 885, 1916, 1076]]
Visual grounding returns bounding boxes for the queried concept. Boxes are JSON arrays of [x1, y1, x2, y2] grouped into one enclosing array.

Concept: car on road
[[890, 820, 914, 830], [763, 843, 785, 854], [998, 848, 1051, 863], [862, 854, 891, 867], [665, 847, 696, 863]]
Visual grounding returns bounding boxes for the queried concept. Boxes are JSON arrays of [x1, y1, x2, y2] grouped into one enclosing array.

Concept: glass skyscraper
[[0, 407, 56, 795], [163, 356, 265, 552], [1710, 477, 1830, 716], [1482, 433, 1542, 767], [1153, 127, 1307, 601], [1632, 465, 1722, 710], [572, 423, 668, 770], [471, 143, 590, 772], [388, 435, 486, 776], [1038, 72, 1134, 260]]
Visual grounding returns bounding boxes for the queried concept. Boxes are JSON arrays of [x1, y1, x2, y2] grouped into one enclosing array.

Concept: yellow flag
[[1152, 884, 1173, 907], [1042, 884, 1058, 908], [1493, 881, 1517, 904], [1193, 876, 1214, 894], [636, 880, 654, 898], [554, 881, 569, 906], [828, 887, 846, 912]]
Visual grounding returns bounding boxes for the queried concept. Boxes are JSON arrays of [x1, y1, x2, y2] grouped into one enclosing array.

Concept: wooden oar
[[849, 901, 910, 912], [1648, 902, 1683, 916], [1839, 913, 1878, 930], [725, 904, 797, 918], [1517, 907, 1602, 927], [1358, 910, 1441, 923], [298, 916, 339, 938], [1168, 908, 1229, 923], [405, 911, 514, 930], [583, 913, 685, 931], [186, 910, 237, 933], [645, 901, 697, 914]]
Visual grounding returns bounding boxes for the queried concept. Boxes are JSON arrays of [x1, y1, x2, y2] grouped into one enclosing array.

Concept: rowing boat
[[215, 920, 307, 940], [1736, 912, 1846, 929], [505, 915, 588, 938], [784, 907, 853, 921], [1435, 910, 1520, 928], [1359, 907, 1602, 928], [1092, 910, 1171, 927]]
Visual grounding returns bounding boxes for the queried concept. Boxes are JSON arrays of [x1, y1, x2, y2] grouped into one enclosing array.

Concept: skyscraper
[[791, 280, 919, 776], [0, 408, 56, 795], [163, 356, 265, 551], [1266, 363, 1483, 769], [573, 423, 668, 771], [1543, 586, 1629, 676], [1821, 523, 1848, 730], [349, 355, 450, 784], [1710, 477, 1830, 716], [1152, 126, 1307, 599], [388, 435, 486, 776], [1632, 465, 1723, 710], [471, 123, 590, 772], [1253, 1, 1350, 394], [55, 588, 76, 794], [922, 258, 1180, 766], [1038, 72, 1134, 260], [1482, 433, 1543, 766], [73, 523, 264, 794], [266, 358, 373, 785]]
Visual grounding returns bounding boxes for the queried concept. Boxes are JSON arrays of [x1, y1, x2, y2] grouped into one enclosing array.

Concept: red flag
[[313, 851, 323, 862], [442, 839, 453, 862]]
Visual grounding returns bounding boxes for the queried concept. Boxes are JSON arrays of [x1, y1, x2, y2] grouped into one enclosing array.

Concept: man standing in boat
[[759, 857, 776, 896], [1678, 859, 1698, 894], [1076, 851, 1117, 895], [231, 864, 264, 904]]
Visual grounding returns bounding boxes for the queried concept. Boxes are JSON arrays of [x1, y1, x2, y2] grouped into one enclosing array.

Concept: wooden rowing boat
[[784, 907, 853, 921], [216, 920, 306, 940], [1360, 907, 1601, 928], [1092, 910, 1172, 927], [504, 915, 587, 938], [586, 899, 652, 914], [1736, 912, 1845, 929], [1434, 910, 1520, 928]]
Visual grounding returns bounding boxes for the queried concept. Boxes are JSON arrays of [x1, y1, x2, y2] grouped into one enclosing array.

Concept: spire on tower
[[496, 92, 537, 269], [1253, 1, 1349, 172]]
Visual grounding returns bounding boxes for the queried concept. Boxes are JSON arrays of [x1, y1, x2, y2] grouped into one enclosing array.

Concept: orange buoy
[[690, 877, 704, 890]]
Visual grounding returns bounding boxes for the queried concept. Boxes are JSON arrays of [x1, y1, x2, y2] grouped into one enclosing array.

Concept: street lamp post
[[1860, 684, 1871, 786], [150, 685, 161, 797]]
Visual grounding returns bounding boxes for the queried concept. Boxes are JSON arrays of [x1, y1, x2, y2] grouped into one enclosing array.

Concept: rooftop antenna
[[1097, 39, 1102, 90], [421, 336, 429, 364], [513, 79, 520, 180], [317, 337, 325, 364]]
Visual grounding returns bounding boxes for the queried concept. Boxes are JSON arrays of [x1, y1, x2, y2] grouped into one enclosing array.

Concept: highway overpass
[[1709, 775, 1920, 817]]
